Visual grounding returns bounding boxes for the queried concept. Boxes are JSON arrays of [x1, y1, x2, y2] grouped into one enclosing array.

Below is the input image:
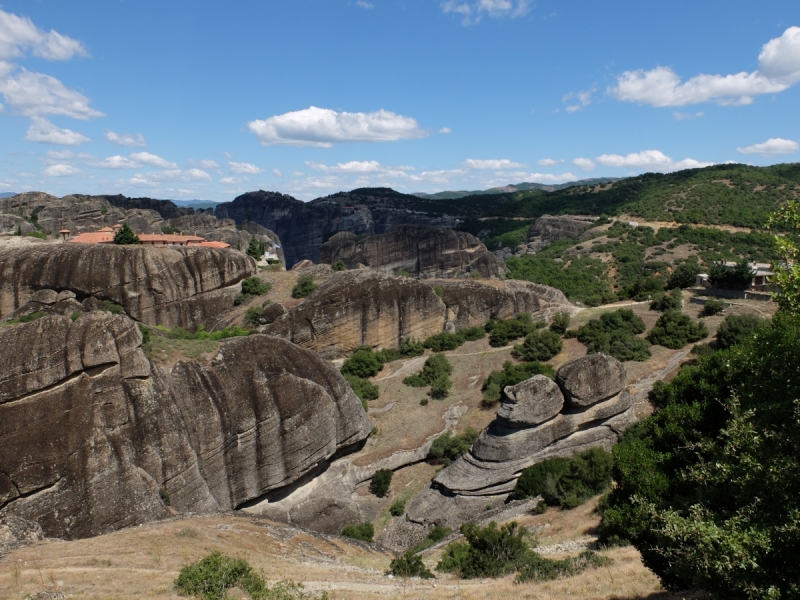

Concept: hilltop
[[412, 178, 620, 200]]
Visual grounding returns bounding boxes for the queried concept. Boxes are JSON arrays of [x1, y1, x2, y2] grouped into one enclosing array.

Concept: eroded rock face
[[319, 225, 504, 279], [556, 354, 627, 408], [0, 244, 256, 329], [526, 215, 596, 252], [261, 270, 446, 359], [431, 279, 579, 331], [0, 313, 371, 540], [406, 353, 636, 527]]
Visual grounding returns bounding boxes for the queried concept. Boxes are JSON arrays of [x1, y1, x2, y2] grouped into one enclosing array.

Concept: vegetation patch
[[428, 428, 479, 466], [486, 313, 544, 347], [369, 469, 392, 497], [291, 274, 317, 298], [402, 353, 454, 399], [388, 552, 434, 579], [6, 310, 48, 324], [236, 277, 272, 305], [567, 308, 651, 362], [481, 361, 555, 406], [646, 310, 708, 349], [512, 328, 563, 362], [341, 522, 374, 542], [716, 313, 764, 349], [409, 525, 452, 554], [701, 298, 726, 316]]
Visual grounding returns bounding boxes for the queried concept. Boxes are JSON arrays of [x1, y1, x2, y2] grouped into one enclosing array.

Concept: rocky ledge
[[0, 313, 371, 540]]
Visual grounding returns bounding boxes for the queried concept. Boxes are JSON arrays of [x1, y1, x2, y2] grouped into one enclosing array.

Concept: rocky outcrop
[[405, 354, 636, 527], [215, 188, 460, 268], [0, 313, 371, 540], [261, 271, 446, 359], [525, 215, 596, 253], [0, 244, 256, 329], [431, 279, 579, 332], [319, 225, 504, 279], [0, 214, 35, 236]]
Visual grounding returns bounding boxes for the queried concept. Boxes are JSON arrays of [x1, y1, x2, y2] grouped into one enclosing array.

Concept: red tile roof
[[69, 232, 114, 244]]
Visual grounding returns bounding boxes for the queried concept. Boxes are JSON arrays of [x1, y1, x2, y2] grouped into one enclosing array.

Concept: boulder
[[497, 375, 564, 427], [0, 313, 371, 539], [556, 354, 627, 408], [29, 289, 58, 304], [260, 302, 287, 324], [261, 271, 446, 359], [56, 290, 76, 301], [319, 225, 505, 279], [0, 243, 256, 329]]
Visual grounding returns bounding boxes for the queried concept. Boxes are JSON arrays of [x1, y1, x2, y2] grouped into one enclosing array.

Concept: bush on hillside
[[428, 428, 480, 466], [389, 499, 406, 517], [388, 552, 434, 579], [716, 313, 763, 349], [409, 525, 452, 554], [291, 274, 317, 298], [649, 288, 682, 312], [331, 259, 346, 271], [370, 469, 393, 497], [403, 353, 454, 398], [422, 326, 486, 352], [341, 347, 384, 378], [598, 312, 800, 598], [512, 329, 563, 362], [701, 298, 726, 316], [666, 261, 702, 289], [343, 373, 380, 406], [487, 313, 543, 347], [341, 522, 374, 542], [481, 361, 555, 406], [243, 306, 264, 328], [571, 309, 651, 362], [514, 447, 614, 509], [549, 312, 571, 335], [646, 310, 708, 349]]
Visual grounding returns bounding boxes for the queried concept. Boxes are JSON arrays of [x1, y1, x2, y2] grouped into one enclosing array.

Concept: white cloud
[[464, 158, 524, 170], [129, 169, 211, 185], [0, 68, 103, 119], [219, 177, 242, 184], [504, 171, 578, 184], [130, 152, 176, 168], [563, 88, 594, 113], [610, 26, 800, 107], [595, 149, 713, 172], [229, 161, 263, 174], [307, 160, 415, 177], [0, 9, 88, 61], [247, 106, 426, 147], [442, 0, 530, 25], [105, 131, 146, 147], [198, 159, 219, 169], [43, 163, 81, 177], [439, 127, 452, 134], [25, 116, 89, 145], [84, 152, 177, 169], [573, 158, 595, 171], [537, 158, 562, 166], [356, 1, 375, 8], [273, 169, 283, 177], [672, 111, 704, 121], [46, 149, 74, 161], [737, 137, 799, 156]]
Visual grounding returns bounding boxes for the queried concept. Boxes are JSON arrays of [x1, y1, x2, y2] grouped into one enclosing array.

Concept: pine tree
[[113, 222, 140, 245], [246, 235, 265, 260]]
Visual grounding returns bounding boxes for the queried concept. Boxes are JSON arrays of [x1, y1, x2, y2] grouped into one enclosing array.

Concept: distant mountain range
[[413, 178, 621, 200], [169, 199, 220, 209]]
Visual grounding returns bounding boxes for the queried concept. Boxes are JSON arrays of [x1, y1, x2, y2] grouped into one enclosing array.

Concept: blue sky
[[0, 1, 799, 201]]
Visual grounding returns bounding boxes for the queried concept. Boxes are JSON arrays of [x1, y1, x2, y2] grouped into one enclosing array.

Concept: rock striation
[[0, 313, 371, 540], [405, 354, 636, 527], [524, 215, 597, 253], [319, 225, 504, 279], [0, 243, 256, 329]]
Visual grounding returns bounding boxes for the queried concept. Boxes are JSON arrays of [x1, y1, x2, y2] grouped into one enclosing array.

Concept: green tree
[[341, 522, 374, 542], [599, 312, 800, 598], [666, 261, 702, 289], [291, 274, 317, 298], [341, 347, 384, 378], [245, 235, 266, 260], [649, 288, 682, 312], [512, 329, 563, 362], [549, 312, 570, 335], [113, 222, 139, 244], [331, 259, 346, 271], [370, 469, 393, 497], [767, 199, 800, 313], [646, 310, 708, 349], [716, 314, 763, 349]]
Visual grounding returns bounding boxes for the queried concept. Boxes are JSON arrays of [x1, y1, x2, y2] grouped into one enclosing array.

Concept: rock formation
[[0, 313, 371, 540], [405, 354, 636, 527], [0, 244, 256, 329], [215, 188, 460, 267], [319, 225, 504, 279], [261, 270, 447, 359], [525, 215, 597, 253]]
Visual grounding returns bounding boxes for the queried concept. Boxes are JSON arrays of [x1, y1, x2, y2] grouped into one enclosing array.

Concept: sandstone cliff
[[0, 313, 371, 540], [525, 215, 597, 252], [0, 244, 256, 329], [405, 354, 635, 527], [319, 225, 504, 279]]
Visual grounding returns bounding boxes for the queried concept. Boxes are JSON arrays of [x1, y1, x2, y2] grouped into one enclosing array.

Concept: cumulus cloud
[[0, 68, 103, 119], [198, 159, 219, 169], [43, 163, 81, 177], [247, 106, 426, 147], [737, 137, 799, 156], [25, 116, 89, 145], [563, 88, 594, 113], [0, 9, 88, 61], [610, 26, 800, 107], [595, 149, 713, 171], [105, 131, 146, 147], [537, 158, 562, 166], [84, 152, 177, 170], [273, 169, 283, 177], [229, 161, 263, 174], [573, 158, 595, 171], [130, 152, 176, 168], [439, 127, 452, 134], [673, 111, 704, 121], [356, 1, 375, 8], [464, 158, 524, 170], [219, 177, 242, 184], [442, 0, 530, 25], [129, 169, 211, 185]]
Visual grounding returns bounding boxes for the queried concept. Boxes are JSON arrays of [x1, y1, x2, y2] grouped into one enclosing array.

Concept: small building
[[68, 227, 229, 248], [696, 261, 775, 292]]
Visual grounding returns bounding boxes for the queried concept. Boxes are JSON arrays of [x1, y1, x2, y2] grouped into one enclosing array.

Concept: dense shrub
[[428, 428, 480, 465], [243, 306, 263, 328], [388, 552, 434, 579], [571, 309, 651, 362], [512, 329, 563, 362], [708, 259, 755, 289], [428, 374, 453, 399], [389, 499, 406, 516], [505, 254, 617, 306], [409, 525, 452, 554], [481, 361, 555, 406], [403, 353, 454, 398], [7, 311, 48, 324], [646, 310, 708, 349], [599, 313, 800, 598], [422, 331, 462, 351], [331, 259, 346, 271], [649, 288, 682, 312], [666, 261, 702, 289], [241, 277, 271, 296], [163, 324, 249, 341], [549, 312, 570, 335], [341, 522, 374, 542], [341, 347, 384, 378], [716, 314, 763, 349], [103, 300, 125, 314], [701, 298, 726, 316], [370, 469, 393, 497], [291, 274, 317, 298], [487, 313, 543, 347], [343, 374, 380, 406], [514, 447, 614, 509]]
